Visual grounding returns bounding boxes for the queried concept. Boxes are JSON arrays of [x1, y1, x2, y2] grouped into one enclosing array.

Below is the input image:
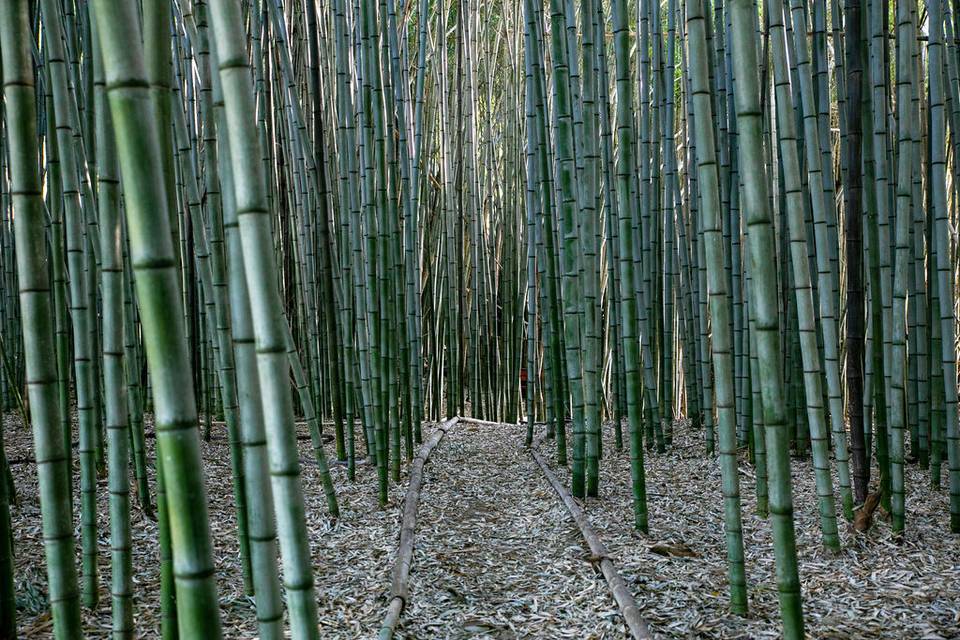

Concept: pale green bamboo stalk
[[214, 45, 285, 634], [786, 0, 853, 521], [767, 0, 840, 551], [284, 324, 339, 515], [548, 0, 588, 497], [926, 0, 960, 531], [887, 0, 918, 535], [207, 2, 321, 635], [185, 0, 253, 590]]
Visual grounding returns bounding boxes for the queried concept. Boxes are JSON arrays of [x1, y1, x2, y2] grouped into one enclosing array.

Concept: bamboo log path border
[[379, 416, 652, 639], [528, 432, 654, 640], [379, 416, 459, 639]]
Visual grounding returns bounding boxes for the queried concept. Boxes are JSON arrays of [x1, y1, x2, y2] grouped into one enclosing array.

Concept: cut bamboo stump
[[379, 417, 459, 639], [530, 441, 654, 640]]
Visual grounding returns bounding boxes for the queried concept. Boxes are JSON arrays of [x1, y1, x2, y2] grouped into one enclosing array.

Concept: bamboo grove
[[0, 0, 958, 638]]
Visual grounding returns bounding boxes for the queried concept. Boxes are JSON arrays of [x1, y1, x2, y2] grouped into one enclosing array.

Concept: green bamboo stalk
[[186, 0, 253, 591], [90, 2, 224, 634], [120, 252, 152, 519], [926, 0, 960, 532], [785, 0, 853, 520], [527, 0, 568, 465], [547, 0, 588, 497], [331, 0, 368, 477], [729, 0, 805, 632], [40, 73, 74, 514], [843, 0, 869, 506], [611, 0, 648, 532], [767, 0, 840, 551], [1, 1, 83, 635], [888, 0, 918, 535], [213, 35, 285, 632], [39, 0, 100, 607], [578, 0, 602, 497], [686, 0, 750, 609], [522, 5, 541, 446], [866, 0, 893, 497], [91, 15, 135, 635], [285, 324, 339, 515]]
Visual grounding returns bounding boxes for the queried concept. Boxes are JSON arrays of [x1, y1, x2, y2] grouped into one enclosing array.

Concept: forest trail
[[396, 420, 628, 639]]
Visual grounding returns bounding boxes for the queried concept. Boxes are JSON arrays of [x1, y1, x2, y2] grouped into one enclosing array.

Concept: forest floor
[[6, 411, 404, 638], [4, 411, 960, 638], [541, 419, 960, 639], [396, 419, 626, 638]]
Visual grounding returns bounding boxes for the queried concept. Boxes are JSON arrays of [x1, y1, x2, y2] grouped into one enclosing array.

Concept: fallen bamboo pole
[[530, 442, 654, 640], [456, 416, 506, 428], [379, 417, 459, 639]]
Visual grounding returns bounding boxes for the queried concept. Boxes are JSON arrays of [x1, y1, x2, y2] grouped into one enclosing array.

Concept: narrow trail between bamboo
[[394, 420, 629, 638]]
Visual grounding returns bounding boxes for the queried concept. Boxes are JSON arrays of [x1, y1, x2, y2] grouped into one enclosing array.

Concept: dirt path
[[398, 420, 626, 639]]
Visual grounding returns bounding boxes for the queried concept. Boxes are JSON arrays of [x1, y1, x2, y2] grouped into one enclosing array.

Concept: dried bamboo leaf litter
[[6, 413, 413, 639], [6, 412, 960, 638], [397, 420, 629, 639], [545, 419, 960, 639]]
